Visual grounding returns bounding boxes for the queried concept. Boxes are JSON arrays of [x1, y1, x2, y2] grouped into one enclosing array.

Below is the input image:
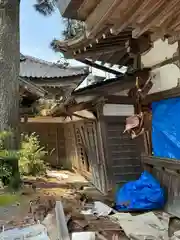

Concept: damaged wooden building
[[19, 54, 89, 168], [48, 0, 180, 218]]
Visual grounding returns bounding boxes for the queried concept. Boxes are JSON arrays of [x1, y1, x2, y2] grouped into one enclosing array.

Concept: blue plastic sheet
[[115, 171, 165, 211], [152, 97, 180, 159]]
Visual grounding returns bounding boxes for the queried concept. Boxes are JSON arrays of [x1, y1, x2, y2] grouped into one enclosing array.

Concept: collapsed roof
[[20, 54, 89, 98]]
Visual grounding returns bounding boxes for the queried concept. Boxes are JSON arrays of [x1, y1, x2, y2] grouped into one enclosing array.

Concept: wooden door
[[75, 121, 107, 193], [64, 123, 78, 170]]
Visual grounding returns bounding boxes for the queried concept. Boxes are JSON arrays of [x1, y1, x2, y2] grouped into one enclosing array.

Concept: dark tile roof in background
[[20, 54, 88, 78]]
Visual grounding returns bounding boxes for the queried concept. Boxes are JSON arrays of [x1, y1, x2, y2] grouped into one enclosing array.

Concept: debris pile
[[29, 195, 56, 222], [58, 195, 180, 240], [1, 191, 180, 239], [0, 171, 180, 239]]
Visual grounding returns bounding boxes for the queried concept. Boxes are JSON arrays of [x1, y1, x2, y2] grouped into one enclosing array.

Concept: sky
[[20, 0, 126, 80], [20, 0, 81, 66]]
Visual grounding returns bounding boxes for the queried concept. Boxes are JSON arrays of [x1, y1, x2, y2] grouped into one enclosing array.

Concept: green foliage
[[0, 131, 48, 187], [62, 18, 85, 40], [51, 19, 85, 54], [0, 131, 13, 150], [34, 0, 58, 16], [19, 133, 48, 176], [0, 130, 20, 188], [0, 162, 11, 185]]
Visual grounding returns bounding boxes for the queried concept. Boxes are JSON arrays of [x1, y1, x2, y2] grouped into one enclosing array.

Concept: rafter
[[79, 59, 123, 76], [86, 0, 121, 38], [132, 0, 180, 38]]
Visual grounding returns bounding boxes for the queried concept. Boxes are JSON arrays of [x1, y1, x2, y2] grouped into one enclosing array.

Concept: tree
[[0, 0, 57, 149], [62, 18, 84, 40], [50, 18, 84, 53]]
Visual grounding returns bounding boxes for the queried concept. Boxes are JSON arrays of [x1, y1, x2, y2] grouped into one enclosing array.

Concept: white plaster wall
[[103, 104, 134, 116], [141, 39, 180, 93], [141, 39, 178, 68], [149, 64, 180, 94]]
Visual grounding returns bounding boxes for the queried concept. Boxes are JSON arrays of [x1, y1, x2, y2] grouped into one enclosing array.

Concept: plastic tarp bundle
[[115, 171, 165, 211], [152, 97, 180, 159]]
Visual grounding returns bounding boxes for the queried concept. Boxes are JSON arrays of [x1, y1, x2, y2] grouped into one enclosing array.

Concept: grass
[[0, 193, 20, 206]]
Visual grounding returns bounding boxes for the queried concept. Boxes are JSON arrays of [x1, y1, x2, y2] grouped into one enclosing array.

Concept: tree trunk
[[0, 0, 20, 149]]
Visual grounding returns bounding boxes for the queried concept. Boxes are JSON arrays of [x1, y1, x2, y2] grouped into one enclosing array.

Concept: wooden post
[[178, 41, 180, 65], [24, 115, 28, 123]]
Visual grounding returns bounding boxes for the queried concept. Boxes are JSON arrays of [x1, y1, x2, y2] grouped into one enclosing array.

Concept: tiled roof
[[20, 54, 88, 78], [19, 77, 47, 97]]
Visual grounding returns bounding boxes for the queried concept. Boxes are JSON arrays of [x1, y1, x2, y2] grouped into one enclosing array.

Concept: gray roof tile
[[20, 54, 88, 78]]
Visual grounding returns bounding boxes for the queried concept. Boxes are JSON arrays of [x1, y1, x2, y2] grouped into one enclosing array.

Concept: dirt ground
[[0, 170, 112, 229], [1, 171, 178, 239]]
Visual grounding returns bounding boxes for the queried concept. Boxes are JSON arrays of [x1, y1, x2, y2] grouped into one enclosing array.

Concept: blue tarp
[[152, 97, 180, 159], [115, 171, 165, 211]]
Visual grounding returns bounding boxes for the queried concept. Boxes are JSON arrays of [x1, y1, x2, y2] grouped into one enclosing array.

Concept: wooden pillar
[[23, 115, 28, 123], [178, 41, 180, 65]]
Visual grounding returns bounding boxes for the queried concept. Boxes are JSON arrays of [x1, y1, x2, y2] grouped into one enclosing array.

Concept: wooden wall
[[64, 123, 78, 170], [142, 155, 180, 218], [101, 116, 142, 191], [20, 122, 67, 169], [64, 120, 108, 194]]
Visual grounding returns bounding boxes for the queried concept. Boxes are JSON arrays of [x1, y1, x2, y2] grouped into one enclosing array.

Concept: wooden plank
[[55, 201, 70, 240], [76, 44, 125, 58], [142, 155, 180, 170], [144, 86, 180, 104], [96, 104, 111, 192], [112, 0, 146, 35], [77, 0, 99, 21], [86, 0, 121, 38], [106, 50, 127, 65], [132, 0, 177, 38], [106, 95, 134, 104]]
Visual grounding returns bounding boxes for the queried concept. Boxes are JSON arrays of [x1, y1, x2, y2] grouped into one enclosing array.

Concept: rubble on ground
[[0, 171, 180, 239]]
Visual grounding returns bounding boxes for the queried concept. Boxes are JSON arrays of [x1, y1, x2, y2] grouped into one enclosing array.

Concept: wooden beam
[[75, 50, 121, 61], [106, 50, 126, 65], [151, 55, 179, 70], [71, 113, 94, 121], [86, 0, 121, 38], [77, 0, 98, 21], [118, 53, 132, 66], [132, 0, 177, 39], [66, 101, 93, 113], [144, 86, 180, 104], [73, 76, 136, 96], [105, 95, 134, 104], [142, 155, 180, 171], [168, 32, 180, 44], [112, 0, 147, 35], [79, 59, 123, 76], [76, 43, 125, 57], [100, 52, 115, 65], [178, 41, 180, 65]]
